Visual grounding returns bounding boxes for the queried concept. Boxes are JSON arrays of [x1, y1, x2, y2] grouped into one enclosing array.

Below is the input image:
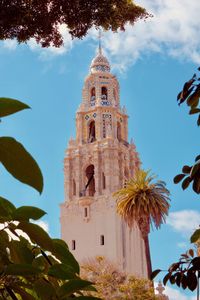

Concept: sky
[[0, 0, 200, 299]]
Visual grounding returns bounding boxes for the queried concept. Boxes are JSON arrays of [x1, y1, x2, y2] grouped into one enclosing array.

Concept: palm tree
[[113, 169, 170, 279]]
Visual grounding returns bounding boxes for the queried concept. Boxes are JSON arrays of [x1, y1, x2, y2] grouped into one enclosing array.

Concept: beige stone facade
[[60, 47, 149, 278]]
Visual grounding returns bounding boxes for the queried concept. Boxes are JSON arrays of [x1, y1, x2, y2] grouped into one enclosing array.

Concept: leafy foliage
[[173, 155, 200, 194], [81, 256, 156, 300], [151, 248, 200, 292], [175, 68, 200, 194], [0, 197, 99, 299], [0, 98, 99, 299], [153, 67, 200, 295], [113, 169, 170, 229], [0, 0, 150, 47], [0, 97, 43, 193]]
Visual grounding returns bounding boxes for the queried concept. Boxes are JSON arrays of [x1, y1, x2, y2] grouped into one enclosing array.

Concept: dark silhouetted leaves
[[182, 177, 191, 190], [150, 269, 161, 280], [173, 174, 185, 184], [0, 97, 30, 118], [182, 165, 192, 174], [0, 137, 43, 193]]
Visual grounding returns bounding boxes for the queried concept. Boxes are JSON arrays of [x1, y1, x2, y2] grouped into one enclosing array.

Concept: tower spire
[[98, 28, 102, 54]]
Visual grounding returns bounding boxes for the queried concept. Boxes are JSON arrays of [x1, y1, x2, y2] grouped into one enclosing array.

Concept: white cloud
[[177, 242, 188, 249], [0, 220, 49, 242], [155, 282, 196, 300], [95, 0, 200, 71], [166, 210, 200, 237], [3, 40, 17, 50], [164, 285, 196, 300]]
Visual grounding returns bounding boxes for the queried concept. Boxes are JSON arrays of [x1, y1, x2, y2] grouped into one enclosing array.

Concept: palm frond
[[113, 169, 170, 231]]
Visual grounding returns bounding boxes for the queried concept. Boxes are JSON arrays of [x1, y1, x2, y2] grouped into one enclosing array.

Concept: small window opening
[[84, 207, 88, 218], [102, 172, 106, 190], [90, 87, 96, 106], [88, 120, 96, 143], [72, 240, 76, 250], [101, 86, 107, 100], [117, 121, 121, 141], [73, 179, 76, 196], [100, 235, 104, 246], [85, 165, 95, 196]]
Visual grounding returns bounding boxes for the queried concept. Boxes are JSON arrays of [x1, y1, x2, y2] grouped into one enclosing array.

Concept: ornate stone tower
[[60, 46, 149, 278]]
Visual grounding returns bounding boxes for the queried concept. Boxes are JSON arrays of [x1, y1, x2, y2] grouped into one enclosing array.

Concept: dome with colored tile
[[90, 50, 110, 73]]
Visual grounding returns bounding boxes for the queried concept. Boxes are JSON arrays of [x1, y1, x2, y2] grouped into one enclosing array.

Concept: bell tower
[[60, 46, 149, 278]]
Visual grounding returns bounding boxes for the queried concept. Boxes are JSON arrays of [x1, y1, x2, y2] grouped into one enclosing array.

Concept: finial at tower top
[[98, 28, 102, 55], [90, 29, 110, 73]]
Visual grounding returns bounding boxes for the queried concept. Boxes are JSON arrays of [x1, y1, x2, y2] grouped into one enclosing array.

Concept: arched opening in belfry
[[85, 165, 95, 196], [102, 172, 106, 190], [90, 87, 96, 106], [72, 179, 76, 196], [88, 120, 96, 143], [117, 121, 121, 141], [101, 86, 107, 100]]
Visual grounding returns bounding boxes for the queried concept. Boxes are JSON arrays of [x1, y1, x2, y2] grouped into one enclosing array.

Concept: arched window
[[102, 172, 106, 190], [85, 165, 95, 196], [88, 120, 96, 143], [73, 179, 76, 196], [90, 87, 96, 106], [117, 122, 121, 141], [101, 86, 107, 100]]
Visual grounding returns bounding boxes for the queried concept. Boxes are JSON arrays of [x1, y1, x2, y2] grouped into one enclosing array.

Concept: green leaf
[[9, 240, 34, 264], [17, 222, 53, 251], [12, 206, 46, 221], [0, 137, 43, 193], [5, 264, 41, 276], [190, 229, 200, 243], [150, 269, 161, 280], [173, 174, 185, 184], [182, 177, 191, 190], [34, 278, 56, 300], [48, 264, 78, 280], [0, 97, 30, 118], [0, 196, 16, 220], [58, 280, 93, 298], [11, 285, 35, 300], [52, 239, 80, 274]]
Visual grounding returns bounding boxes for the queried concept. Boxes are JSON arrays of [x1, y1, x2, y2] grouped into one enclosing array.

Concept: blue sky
[[0, 0, 200, 299]]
